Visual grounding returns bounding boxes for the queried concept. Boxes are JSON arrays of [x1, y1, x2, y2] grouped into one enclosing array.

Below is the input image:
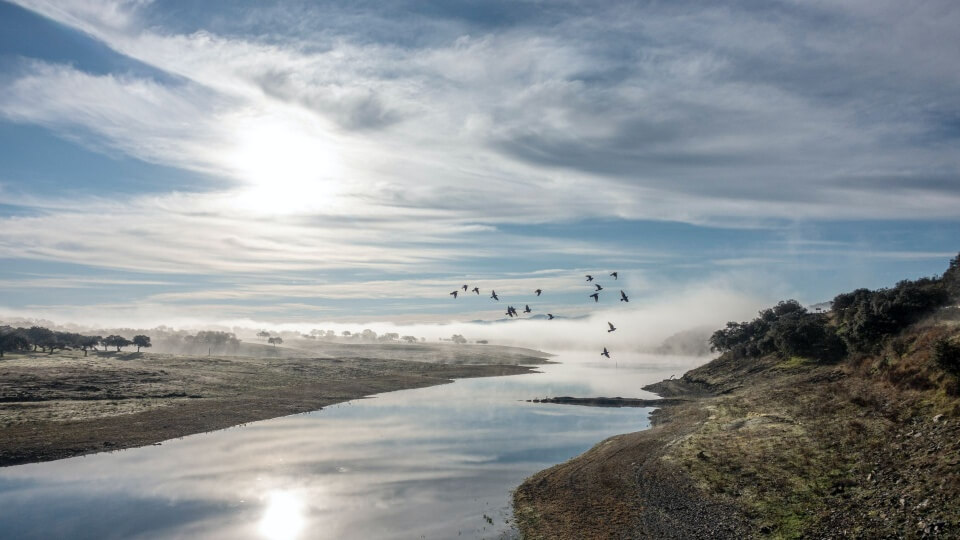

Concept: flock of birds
[[450, 271, 629, 359]]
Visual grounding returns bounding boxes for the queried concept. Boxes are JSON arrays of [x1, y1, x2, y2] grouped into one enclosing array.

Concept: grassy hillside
[[515, 254, 960, 538]]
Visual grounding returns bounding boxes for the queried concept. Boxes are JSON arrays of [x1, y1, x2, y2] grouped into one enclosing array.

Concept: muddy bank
[[514, 322, 960, 538], [526, 396, 689, 408], [0, 346, 543, 467]]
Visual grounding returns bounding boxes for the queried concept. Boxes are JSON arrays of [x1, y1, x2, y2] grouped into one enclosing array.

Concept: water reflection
[[259, 491, 305, 540], [0, 352, 706, 539]]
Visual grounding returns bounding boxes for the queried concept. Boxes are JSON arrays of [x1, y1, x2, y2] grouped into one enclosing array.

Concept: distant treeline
[[710, 253, 960, 367], [0, 326, 152, 357], [259, 329, 428, 344]]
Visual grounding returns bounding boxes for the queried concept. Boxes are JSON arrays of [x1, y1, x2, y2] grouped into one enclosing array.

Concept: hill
[[514, 254, 960, 538]]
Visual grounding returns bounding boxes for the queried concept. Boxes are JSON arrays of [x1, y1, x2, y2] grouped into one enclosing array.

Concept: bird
[[594, 284, 603, 291], [462, 284, 468, 291], [607, 322, 616, 332], [610, 271, 618, 280], [547, 314, 554, 320], [585, 275, 594, 282], [535, 288, 542, 296], [472, 287, 480, 295], [505, 307, 515, 318], [601, 347, 610, 358], [508, 306, 518, 317], [524, 305, 532, 314], [620, 290, 629, 302], [490, 290, 499, 301], [589, 292, 600, 302], [450, 290, 459, 299]]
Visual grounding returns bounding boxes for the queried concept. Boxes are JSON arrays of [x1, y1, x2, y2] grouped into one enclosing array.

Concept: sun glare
[[258, 490, 307, 540], [227, 113, 345, 214]]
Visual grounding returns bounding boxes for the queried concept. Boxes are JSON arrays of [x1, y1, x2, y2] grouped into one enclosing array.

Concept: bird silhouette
[[620, 290, 629, 302], [594, 284, 603, 291], [462, 284, 468, 291], [535, 289, 542, 296], [450, 290, 458, 299], [505, 307, 515, 318], [601, 347, 610, 358], [524, 305, 532, 314], [585, 275, 594, 282], [472, 287, 480, 295], [547, 314, 554, 320], [491, 290, 499, 301], [610, 272, 618, 280], [607, 322, 616, 332], [589, 292, 600, 302]]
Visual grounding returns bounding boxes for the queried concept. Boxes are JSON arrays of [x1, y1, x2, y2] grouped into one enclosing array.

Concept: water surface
[[0, 352, 705, 539]]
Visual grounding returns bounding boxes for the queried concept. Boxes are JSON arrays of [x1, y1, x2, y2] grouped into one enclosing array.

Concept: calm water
[[0, 352, 705, 539]]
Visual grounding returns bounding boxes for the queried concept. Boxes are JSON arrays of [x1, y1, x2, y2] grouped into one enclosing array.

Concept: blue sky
[[0, 0, 958, 334]]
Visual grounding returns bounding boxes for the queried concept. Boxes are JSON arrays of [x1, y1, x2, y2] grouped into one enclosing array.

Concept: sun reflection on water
[[258, 490, 306, 540]]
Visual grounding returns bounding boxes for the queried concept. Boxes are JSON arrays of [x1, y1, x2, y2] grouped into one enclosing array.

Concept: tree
[[0, 326, 29, 358], [257, 330, 271, 341], [361, 329, 377, 342], [451, 334, 467, 344], [402, 335, 418, 343], [79, 335, 101, 357], [104, 335, 133, 352], [342, 331, 351, 337], [268, 336, 283, 348], [26, 326, 55, 352], [133, 335, 152, 353]]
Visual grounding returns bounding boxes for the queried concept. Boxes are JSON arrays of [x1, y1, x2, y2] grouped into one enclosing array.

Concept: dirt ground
[[514, 322, 960, 539], [0, 344, 546, 467]]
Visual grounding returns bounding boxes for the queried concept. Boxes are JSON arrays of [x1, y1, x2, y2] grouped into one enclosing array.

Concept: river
[[0, 352, 705, 539]]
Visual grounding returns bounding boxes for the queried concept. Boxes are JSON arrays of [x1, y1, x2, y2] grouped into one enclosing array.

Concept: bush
[[833, 277, 950, 353], [710, 300, 845, 362], [934, 338, 960, 377]]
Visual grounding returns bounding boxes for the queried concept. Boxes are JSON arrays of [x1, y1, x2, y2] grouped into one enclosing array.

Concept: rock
[[933, 414, 944, 423]]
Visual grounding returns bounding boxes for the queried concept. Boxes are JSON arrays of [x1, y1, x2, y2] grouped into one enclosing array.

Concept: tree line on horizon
[[0, 326, 152, 357], [709, 253, 960, 374]]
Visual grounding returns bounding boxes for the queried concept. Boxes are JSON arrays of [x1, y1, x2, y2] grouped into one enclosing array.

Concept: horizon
[[1, 0, 959, 334]]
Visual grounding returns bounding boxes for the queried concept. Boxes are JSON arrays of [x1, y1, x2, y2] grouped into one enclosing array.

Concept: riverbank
[[0, 344, 547, 466], [514, 319, 960, 538]]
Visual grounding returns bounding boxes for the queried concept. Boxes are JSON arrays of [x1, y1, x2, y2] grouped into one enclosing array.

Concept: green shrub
[[934, 338, 960, 377]]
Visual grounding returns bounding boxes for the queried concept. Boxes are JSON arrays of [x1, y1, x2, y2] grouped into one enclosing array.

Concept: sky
[[0, 0, 958, 336]]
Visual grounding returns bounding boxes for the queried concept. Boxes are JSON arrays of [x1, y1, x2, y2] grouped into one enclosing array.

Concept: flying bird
[[491, 290, 499, 301], [589, 292, 600, 302], [462, 284, 468, 291], [585, 275, 594, 282], [524, 305, 532, 314], [472, 287, 480, 294], [594, 284, 603, 291], [547, 314, 554, 320], [506, 307, 515, 318], [620, 290, 629, 302], [450, 290, 458, 299], [610, 272, 618, 280], [535, 289, 542, 296], [607, 322, 616, 333], [601, 347, 610, 358]]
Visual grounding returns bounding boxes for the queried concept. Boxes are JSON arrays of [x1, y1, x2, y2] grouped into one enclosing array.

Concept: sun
[[226, 111, 345, 214]]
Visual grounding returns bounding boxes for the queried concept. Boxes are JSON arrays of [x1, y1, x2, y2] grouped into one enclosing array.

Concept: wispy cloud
[[0, 0, 957, 324]]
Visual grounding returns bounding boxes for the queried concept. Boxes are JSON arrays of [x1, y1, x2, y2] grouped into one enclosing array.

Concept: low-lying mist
[[2, 281, 770, 356]]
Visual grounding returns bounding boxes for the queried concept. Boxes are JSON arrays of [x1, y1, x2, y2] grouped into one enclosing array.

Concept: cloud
[[4, 0, 960, 224], [1, 0, 958, 324]]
